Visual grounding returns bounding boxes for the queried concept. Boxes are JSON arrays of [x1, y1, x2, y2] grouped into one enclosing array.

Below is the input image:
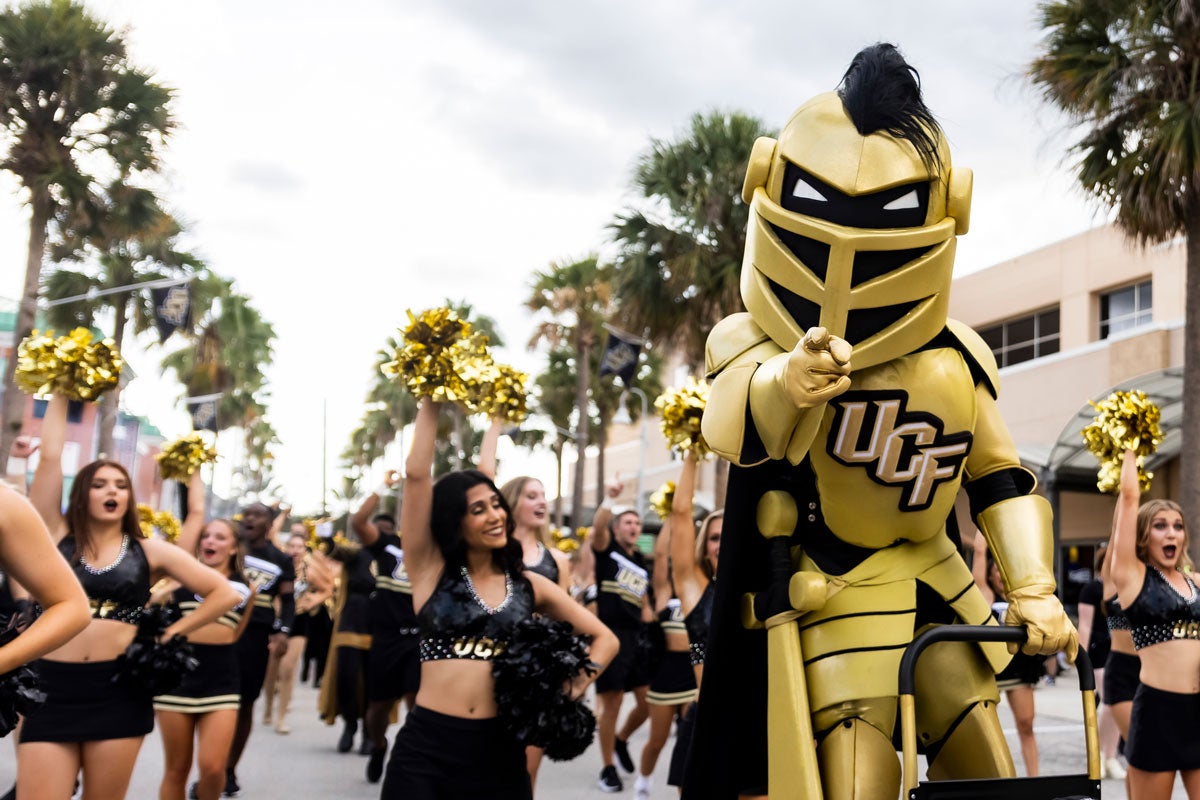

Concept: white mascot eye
[[883, 189, 919, 210], [791, 178, 827, 202]]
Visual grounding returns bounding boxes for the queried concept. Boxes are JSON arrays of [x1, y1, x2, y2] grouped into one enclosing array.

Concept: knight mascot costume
[[683, 44, 1078, 799]]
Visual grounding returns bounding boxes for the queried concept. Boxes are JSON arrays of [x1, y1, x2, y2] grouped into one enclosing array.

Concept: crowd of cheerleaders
[[0, 401, 716, 800], [2, 399, 1196, 799]]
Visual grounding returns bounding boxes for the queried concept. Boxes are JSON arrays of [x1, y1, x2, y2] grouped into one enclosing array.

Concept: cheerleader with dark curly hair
[[380, 399, 618, 799], [20, 396, 241, 800]]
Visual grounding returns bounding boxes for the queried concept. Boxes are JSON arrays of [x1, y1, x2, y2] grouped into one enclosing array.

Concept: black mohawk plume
[[837, 43, 943, 173]]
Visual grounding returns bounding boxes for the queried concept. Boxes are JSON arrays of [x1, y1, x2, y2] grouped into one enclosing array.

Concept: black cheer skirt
[[21, 659, 154, 743], [995, 649, 1045, 689], [648, 650, 698, 706], [1103, 650, 1140, 705], [1126, 684, 1200, 772], [368, 632, 421, 702], [381, 706, 531, 800], [154, 643, 241, 714]]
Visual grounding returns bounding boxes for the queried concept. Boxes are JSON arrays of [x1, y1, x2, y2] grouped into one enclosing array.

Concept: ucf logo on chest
[[826, 390, 972, 511]]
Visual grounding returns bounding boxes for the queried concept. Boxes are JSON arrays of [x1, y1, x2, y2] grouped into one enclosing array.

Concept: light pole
[[613, 386, 648, 519]]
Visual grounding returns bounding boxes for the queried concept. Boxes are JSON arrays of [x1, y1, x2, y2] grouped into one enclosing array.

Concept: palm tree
[[611, 110, 773, 371], [0, 0, 174, 465], [1028, 0, 1200, 551], [526, 256, 614, 524], [42, 182, 201, 456]]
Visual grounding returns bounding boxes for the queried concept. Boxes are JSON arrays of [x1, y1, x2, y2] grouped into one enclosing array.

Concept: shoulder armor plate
[[706, 313, 771, 377]]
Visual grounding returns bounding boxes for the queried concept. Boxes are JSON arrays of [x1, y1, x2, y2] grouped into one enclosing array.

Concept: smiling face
[[88, 465, 131, 522], [199, 520, 238, 572], [461, 484, 508, 553], [512, 479, 547, 531]]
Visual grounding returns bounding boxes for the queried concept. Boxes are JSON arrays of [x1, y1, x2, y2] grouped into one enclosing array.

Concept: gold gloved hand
[[1003, 586, 1079, 661], [779, 326, 852, 409]]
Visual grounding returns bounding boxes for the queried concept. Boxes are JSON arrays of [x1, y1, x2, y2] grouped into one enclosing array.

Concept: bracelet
[[374, 482, 392, 497], [599, 497, 614, 511], [585, 659, 603, 674]]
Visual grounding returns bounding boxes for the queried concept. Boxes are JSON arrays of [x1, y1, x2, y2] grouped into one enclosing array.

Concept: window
[[978, 307, 1060, 368], [32, 398, 85, 424], [1100, 279, 1152, 338]]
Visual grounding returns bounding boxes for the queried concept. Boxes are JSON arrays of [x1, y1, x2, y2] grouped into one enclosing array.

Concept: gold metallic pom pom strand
[[649, 480, 676, 520], [156, 433, 218, 482], [1081, 389, 1162, 494], [381, 307, 476, 403], [654, 378, 712, 459], [15, 328, 124, 402]]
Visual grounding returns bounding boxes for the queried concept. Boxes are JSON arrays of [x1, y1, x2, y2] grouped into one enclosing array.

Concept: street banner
[[151, 283, 191, 343], [597, 324, 645, 387], [186, 392, 222, 432]]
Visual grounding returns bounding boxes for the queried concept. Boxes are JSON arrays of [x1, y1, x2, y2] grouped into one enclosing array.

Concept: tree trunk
[[595, 420, 607, 512], [571, 338, 591, 528], [1183, 211, 1200, 567], [553, 442, 564, 529], [452, 407, 465, 470], [95, 294, 130, 459], [0, 189, 52, 468]]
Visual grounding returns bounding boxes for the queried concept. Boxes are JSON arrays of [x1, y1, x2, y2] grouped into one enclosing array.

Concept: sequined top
[[1105, 595, 1131, 632], [172, 579, 252, 630], [685, 581, 716, 667], [417, 566, 533, 662], [60, 535, 151, 625], [1126, 567, 1200, 650], [526, 543, 560, 584]]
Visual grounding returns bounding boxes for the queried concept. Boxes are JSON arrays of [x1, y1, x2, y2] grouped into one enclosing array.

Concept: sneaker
[[598, 765, 623, 793], [614, 737, 635, 774], [359, 737, 373, 756], [366, 740, 388, 784], [1105, 757, 1127, 780], [274, 720, 290, 735], [222, 770, 240, 798], [634, 774, 653, 800], [187, 783, 199, 800]]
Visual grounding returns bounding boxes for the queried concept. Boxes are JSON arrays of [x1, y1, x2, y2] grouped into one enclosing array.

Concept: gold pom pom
[[156, 433, 218, 482], [475, 362, 529, 423], [575, 526, 590, 541], [15, 328, 124, 401], [648, 480, 676, 520], [137, 504, 182, 542], [381, 308, 475, 402], [1082, 390, 1162, 494], [654, 378, 711, 459], [137, 504, 156, 538]]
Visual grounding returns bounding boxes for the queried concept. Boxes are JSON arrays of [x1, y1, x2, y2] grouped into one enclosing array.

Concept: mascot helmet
[[740, 43, 972, 370]]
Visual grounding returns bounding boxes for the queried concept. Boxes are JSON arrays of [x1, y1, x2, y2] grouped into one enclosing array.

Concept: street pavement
[[0, 673, 1187, 798]]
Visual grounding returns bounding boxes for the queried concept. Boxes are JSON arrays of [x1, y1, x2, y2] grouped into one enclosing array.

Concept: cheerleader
[[663, 453, 720, 792], [262, 531, 333, 736], [152, 471, 255, 800], [20, 395, 240, 800], [316, 536, 375, 753], [1111, 448, 1200, 799], [380, 398, 618, 799], [632, 515, 696, 800], [972, 532, 1042, 776], [350, 474, 420, 784]]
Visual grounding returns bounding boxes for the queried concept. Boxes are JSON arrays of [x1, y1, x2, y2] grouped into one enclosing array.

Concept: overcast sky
[[0, 1, 1104, 513]]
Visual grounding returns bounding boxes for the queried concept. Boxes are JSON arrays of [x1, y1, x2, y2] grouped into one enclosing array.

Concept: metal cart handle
[[897, 625, 1099, 793]]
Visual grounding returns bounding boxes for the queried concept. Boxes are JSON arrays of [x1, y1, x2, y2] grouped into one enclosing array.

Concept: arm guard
[[274, 589, 295, 635]]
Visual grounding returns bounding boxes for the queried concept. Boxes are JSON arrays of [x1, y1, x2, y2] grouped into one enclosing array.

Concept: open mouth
[[103, 500, 119, 512], [201, 547, 218, 559], [1164, 545, 1178, 560]]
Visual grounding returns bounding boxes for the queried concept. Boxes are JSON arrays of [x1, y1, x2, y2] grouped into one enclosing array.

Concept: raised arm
[[668, 454, 705, 612], [28, 395, 68, 539], [350, 469, 401, 548], [476, 416, 503, 480], [175, 470, 207, 555], [590, 479, 622, 554], [652, 519, 672, 613], [1111, 448, 1145, 608], [400, 399, 442, 581], [0, 488, 90, 673]]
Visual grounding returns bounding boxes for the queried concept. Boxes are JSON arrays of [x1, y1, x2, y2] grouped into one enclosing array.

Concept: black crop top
[[1125, 567, 1200, 650], [659, 597, 687, 636], [526, 543, 559, 584], [60, 535, 151, 625], [1105, 595, 1131, 632], [685, 581, 715, 667], [418, 566, 533, 662]]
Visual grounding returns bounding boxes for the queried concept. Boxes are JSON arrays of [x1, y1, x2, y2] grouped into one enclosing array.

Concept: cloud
[[229, 161, 305, 194]]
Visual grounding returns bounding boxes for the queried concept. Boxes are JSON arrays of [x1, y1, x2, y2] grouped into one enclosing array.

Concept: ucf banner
[[186, 392, 222, 432], [597, 324, 645, 387], [151, 283, 191, 343]]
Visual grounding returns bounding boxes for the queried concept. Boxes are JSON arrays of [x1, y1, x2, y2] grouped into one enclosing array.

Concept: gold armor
[[693, 44, 1077, 800]]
